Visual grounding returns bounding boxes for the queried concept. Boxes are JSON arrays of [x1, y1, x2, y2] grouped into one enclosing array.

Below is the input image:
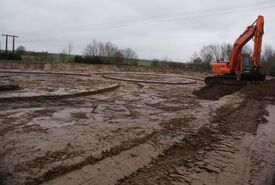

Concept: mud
[[194, 79, 275, 101], [1, 63, 275, 185], [0, 85, 20, 91], [102, 73, 198, 85], [193, 84, 244, 100], [241, 79, 275, 100], [118, 91, 273, 185], [0, 76, 20, 91]]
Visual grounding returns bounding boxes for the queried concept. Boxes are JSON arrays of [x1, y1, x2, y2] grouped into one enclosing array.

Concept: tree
[[16, 45, 26, 55], [84, 39, 138, 64], [220, 43, 233, 61], [269, 57, 275, 76], [199, 43, 226, 65], [262, 45, 275, 62], [198, 43, 253, 64], [121, 48, 138, 64], [84, 40, 100, 56], [241, 45, 253, 56], [261, 45, 275, 75], [191, 52, 203, 64], [66, 42, 73, 56]]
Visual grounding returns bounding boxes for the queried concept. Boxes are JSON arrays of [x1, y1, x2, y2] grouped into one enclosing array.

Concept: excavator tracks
[[205, 73, 265, 86]]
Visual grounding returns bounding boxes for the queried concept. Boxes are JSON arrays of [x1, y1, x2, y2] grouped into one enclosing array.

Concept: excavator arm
[[229, 23, 257, 74], [253, 15, 264, 70]]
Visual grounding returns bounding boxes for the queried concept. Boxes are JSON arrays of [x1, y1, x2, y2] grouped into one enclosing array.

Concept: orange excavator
[[205, 15, 265, 85]]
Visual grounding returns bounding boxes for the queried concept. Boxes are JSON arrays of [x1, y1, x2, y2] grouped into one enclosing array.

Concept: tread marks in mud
[[118, 125, 222, 185], [118, 98, 268, 185], [22, 117, 194, 185]]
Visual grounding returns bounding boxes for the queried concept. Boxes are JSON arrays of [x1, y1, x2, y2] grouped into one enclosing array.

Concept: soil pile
[[194, 79, 275, 101], [193, 84, 244, 100], [241, 79, 275, 100]]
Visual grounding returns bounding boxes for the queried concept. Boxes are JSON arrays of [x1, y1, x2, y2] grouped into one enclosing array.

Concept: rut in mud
[[118, 80, 275, 185], [1, 67, 275, 185], [118, 96, 267, 184], [21, 116, 195, 185]]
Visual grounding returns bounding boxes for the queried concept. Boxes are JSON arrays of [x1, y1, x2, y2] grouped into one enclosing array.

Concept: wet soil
[[193, 84, 244, 100], [241, 79, 275, 100], [118, 97, 268, 184], [193, 79, 275, 101], [1, 67, 275, 185], [0, 85, 20, 91], [0, 70, 203, 185]]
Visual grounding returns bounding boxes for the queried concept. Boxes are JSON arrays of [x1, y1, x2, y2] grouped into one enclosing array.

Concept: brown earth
[[193, 84, 244, 100], [1, 62, 275, 185]]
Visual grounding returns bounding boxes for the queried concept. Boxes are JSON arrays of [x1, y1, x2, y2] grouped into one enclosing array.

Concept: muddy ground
[[0, 64, 275, 185]]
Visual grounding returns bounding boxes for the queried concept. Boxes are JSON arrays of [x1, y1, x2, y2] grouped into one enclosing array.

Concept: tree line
[[75, 40, 138, 65], [189, 43, 275, 75]]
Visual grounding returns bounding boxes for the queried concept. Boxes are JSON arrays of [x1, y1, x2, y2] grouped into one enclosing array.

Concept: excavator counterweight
[[205, 15, 265, 85]]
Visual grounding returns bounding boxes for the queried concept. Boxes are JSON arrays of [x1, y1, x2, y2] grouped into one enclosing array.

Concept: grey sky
[[1, 0, 275, 62]]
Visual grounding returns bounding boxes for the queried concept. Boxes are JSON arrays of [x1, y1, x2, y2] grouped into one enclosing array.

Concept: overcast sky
[[1, 0, 275, 62]]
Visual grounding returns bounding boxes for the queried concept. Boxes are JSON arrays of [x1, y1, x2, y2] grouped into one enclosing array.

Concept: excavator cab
[[241, 54, 251, 72]]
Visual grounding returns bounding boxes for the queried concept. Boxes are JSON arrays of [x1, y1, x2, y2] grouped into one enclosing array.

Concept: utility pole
[[12, 36, 17, 52], [2, 34, 19, 53], [4, 35, 8, 52]]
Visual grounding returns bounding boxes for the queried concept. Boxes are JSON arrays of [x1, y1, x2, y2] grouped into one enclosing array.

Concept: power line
[[118, 0, 274, 25], [86, 3, 275, 32], [16, 1, 275, 36]]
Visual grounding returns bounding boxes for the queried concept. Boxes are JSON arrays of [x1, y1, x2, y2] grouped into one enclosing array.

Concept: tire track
[[23, 117, 194, 185], [0, 84, 119, 103], [117, 97, 267, 185]]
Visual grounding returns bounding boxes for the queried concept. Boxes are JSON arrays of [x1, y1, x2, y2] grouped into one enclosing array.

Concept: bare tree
[[121, 48, 138, 64], [241, 45, 253, 56], [84, 39, 138, 64], [220, 43, 233, 61], [66, 42, 73, 56], [261, 45, 275, 74], [199, 43, 250, 63], [84, 40, 118, 58], [262, 45, 275, 62], [104, 41, 119, 58], [200, 45, 215, 64], [190, 52, 202, 64], [84, 40, 101, 56]]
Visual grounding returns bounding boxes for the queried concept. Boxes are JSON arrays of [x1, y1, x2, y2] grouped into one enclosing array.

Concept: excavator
[[205, 15, 265, 85]]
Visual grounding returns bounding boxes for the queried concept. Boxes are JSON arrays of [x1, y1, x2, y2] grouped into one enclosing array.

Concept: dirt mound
[[241, 80, 275, 100], [194, 79, 275, 101], [193, 85, 244, 100]]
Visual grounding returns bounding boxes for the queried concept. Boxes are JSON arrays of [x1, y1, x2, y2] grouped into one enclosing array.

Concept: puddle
[[27, 108, 92, 129]]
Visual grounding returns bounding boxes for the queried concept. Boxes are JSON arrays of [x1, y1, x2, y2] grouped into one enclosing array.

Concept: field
[[0, 61, 275, 185]]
